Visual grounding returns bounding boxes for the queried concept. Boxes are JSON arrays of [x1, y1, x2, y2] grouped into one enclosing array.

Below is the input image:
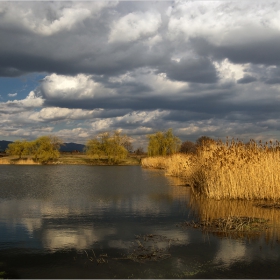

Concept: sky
[[1, 1, 280, 149]]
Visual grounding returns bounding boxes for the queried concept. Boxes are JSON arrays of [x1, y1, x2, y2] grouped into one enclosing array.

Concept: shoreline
[[0, 154, 143, 166]]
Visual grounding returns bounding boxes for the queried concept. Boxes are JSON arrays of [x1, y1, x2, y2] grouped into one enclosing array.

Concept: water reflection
[[43, 227, 116, 251], [1, 165, 280, 278], [189, 193, 280, 242], [214, 239, 246, 267], [0, 166, 190, 253]]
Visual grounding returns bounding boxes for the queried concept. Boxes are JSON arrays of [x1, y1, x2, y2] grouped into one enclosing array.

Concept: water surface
[[0, 165, 280, 278]]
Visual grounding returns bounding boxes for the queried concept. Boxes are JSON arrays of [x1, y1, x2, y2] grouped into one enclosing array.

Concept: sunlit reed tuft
[[142, 139, 280, 201]]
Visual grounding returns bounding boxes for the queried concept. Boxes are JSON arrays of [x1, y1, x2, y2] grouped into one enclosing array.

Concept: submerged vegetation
[[181, 216, 270, 236], [143, 137, 280, 201]]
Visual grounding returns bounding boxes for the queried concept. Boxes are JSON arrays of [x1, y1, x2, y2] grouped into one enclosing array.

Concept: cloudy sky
[[1, 1, 280, 149]]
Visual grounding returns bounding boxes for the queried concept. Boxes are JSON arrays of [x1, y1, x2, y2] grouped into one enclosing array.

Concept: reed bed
[[141, 156, 167, 169], [142, 139, 280, 200], [0, 157, 39, 165], [0, 158, 10, 164]]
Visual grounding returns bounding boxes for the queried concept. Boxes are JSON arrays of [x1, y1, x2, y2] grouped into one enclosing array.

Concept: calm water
[[1, 165, 280, 278]]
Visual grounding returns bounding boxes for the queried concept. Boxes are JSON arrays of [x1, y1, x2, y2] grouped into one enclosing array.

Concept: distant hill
[[60, 142, 85, 152], [0, 140, 13, 152], [0, 140, 85, 153]]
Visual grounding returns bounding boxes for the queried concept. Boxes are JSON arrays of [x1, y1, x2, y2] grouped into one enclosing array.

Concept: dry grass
[[0, 158, 10, 164], [141, 156, 167, 169], [141, 139, 280, 200], [0, 157, 39, 165]]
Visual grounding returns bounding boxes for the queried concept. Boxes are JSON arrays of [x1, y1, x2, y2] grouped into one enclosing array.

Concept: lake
[[1, 165, 280, 278]]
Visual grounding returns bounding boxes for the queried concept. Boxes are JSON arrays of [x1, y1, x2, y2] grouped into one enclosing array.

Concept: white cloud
[[40, 74, 114, 100], [111, 67, 189, 96], [116, 110, 169, 124], [5, 91, 44, 108], [109, 11, 162, 43], [0, 2, 116, 36], [167, 2, 280, 44], [29, 107, 98, 122], [8, 92, 17, 97], [214, 59, 247, 82], [55, 128, 90, 141], [90, 110, 169, 132]]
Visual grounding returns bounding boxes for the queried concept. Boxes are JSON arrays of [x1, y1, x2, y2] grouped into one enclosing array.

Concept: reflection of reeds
[[142, 139, 280, 200], [189, 194, 280, 241]]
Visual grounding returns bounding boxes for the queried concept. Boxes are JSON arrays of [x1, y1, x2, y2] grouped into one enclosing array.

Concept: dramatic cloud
[[38, 74, 115, 100], [1, 1, 280, 147], [109, 11, 162, 43]]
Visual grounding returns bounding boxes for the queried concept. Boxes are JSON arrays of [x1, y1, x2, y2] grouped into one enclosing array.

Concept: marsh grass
[[0, 157, 39, 165], [142, 139, 280, 200], [182, 216, 269, 233]]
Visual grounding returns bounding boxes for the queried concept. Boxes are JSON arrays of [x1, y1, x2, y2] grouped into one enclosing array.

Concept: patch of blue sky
[[0, 73, 47, 102]]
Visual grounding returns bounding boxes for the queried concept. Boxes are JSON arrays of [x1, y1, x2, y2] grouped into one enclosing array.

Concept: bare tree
[[135, 147, 144, 155], [180, 141, 197, 154]]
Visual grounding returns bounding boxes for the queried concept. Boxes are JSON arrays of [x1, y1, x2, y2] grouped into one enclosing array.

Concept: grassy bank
[[142, 139, 280, 201], [0, 153, 142, 165]]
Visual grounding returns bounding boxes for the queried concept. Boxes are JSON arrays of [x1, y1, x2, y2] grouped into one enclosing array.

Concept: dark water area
[[0, 165, 280, 278]]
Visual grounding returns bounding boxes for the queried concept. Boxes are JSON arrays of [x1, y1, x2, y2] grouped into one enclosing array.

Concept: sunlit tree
[[6, 140, 29, 159], [147, 129, 181, 156], [31, 136, 63, 163], [86, 131, 128, 164], [6, 136, 63, 163]]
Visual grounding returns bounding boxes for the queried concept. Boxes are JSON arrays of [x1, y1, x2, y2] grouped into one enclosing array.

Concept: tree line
[[5, 130, 215, 163]]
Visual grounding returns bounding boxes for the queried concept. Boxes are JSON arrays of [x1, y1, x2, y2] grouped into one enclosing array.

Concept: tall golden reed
[[142, 139, 280, 200], [141, 156, 167, 169]]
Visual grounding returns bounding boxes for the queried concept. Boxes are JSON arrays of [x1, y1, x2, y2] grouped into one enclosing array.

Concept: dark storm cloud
[[0, 66, 25, 77], [0, 32, 169, 78], [263, 67, 280, 84], [2, 1, 280, 144], [0, 2, 172, 78], [237, 75, 257, 84], [191, 33, 280, 66], [42, 86, 280, 125], [160, 56, 218, 84]]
